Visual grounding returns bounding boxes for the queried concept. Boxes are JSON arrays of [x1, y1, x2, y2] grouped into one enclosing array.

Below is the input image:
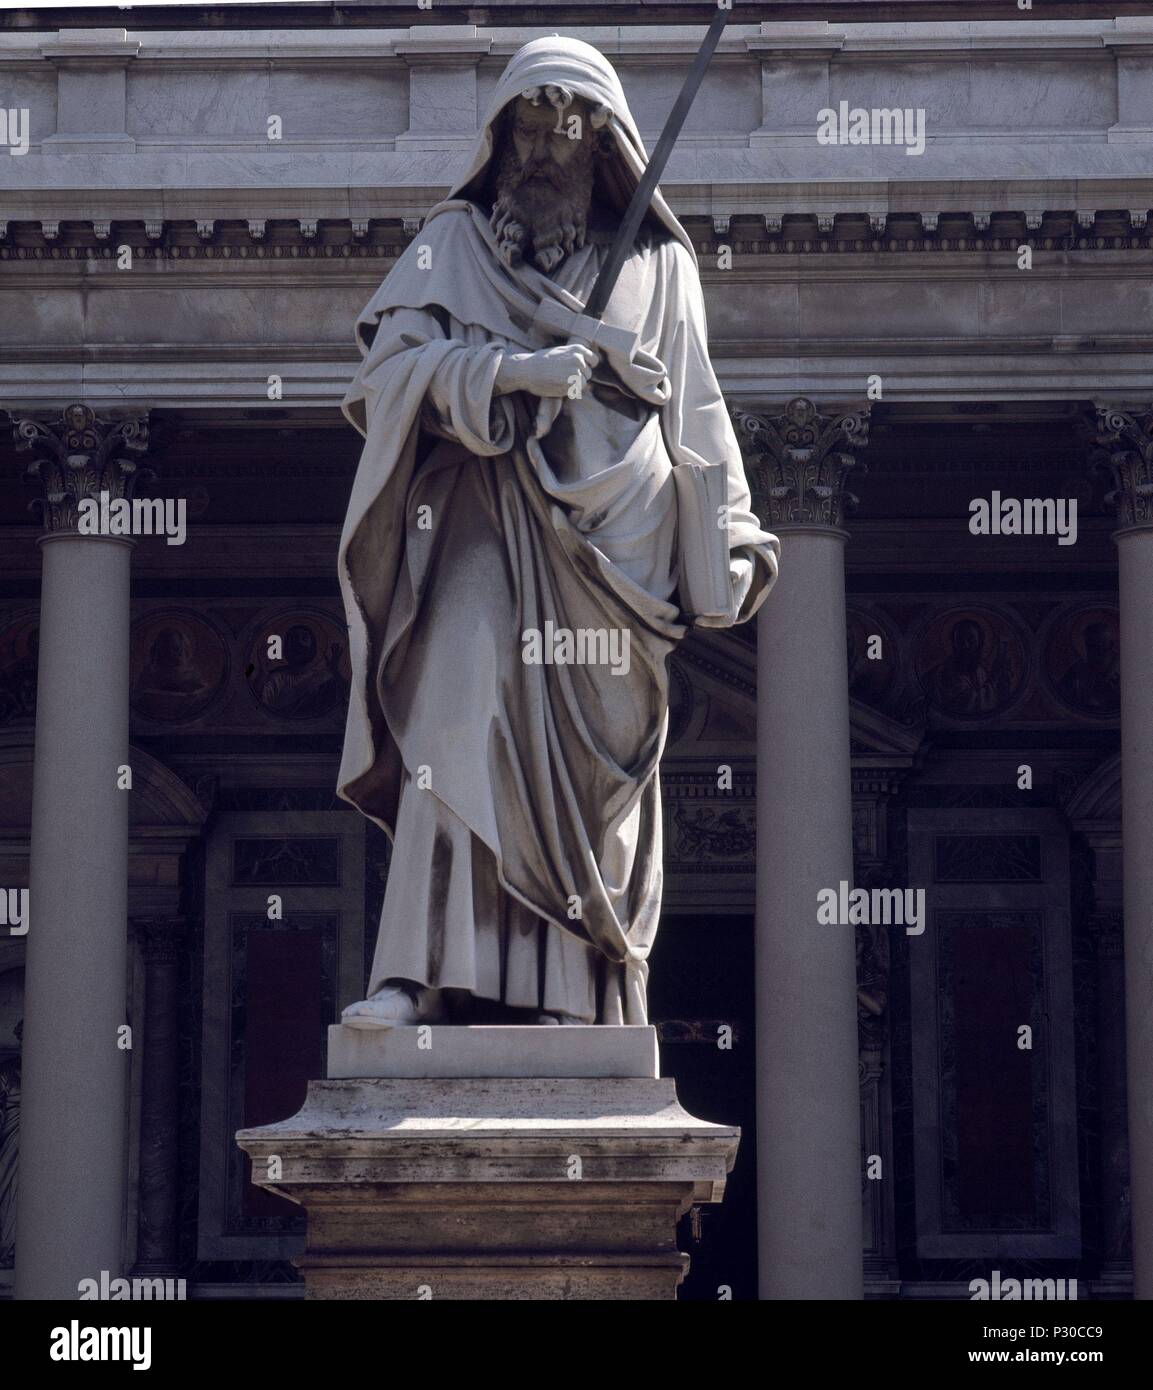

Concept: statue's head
[[442, 37, 695, 281], [488, 85, 612, 274]]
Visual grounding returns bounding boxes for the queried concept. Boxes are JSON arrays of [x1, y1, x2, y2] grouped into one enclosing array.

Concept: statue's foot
[[535, 1010, 589, 1026], [342, 981, 444, 1030]]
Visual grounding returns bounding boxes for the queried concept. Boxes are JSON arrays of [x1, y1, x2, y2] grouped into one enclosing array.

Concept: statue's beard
[[489, 144, 595, 275]]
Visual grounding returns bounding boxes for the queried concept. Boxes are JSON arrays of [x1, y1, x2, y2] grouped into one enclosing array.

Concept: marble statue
[[336, 37, 778, 1028]]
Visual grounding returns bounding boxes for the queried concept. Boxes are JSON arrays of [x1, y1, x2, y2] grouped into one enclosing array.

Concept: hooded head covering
[[434, 36, 696, 262]]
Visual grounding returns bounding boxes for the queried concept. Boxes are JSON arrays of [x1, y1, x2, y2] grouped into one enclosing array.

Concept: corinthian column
[[11, 404, 148, 1300], [735, 398, 870, 1300], [1093, 403, 1153, 1299]]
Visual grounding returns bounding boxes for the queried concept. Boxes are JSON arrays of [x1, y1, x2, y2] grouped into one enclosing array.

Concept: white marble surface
[[240, 1076, 733, 1155], [327, 1023, 660, 1079], [2, 19, 1151, 185], [1, 18, 1150, 409]]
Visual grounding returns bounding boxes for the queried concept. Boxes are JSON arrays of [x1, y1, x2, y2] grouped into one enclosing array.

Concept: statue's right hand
[[495, 344, 600, 399]]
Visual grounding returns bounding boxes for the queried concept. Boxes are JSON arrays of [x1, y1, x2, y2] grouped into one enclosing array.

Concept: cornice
[[2, 20, 1151, 61], [1, 209, 1150, 261]]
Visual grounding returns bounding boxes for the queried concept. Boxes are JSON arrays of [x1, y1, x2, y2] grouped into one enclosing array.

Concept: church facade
[[1, 8, 1150, 1300]]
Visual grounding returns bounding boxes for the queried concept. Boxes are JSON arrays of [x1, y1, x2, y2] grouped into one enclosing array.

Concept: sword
[[531, 7, 729, 354]]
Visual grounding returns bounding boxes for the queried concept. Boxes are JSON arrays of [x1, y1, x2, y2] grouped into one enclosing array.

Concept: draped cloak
[[337, 38, 780, 1023]]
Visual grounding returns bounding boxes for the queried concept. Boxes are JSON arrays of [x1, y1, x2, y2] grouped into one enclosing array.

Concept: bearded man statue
[[337, 37, 779, 1029]]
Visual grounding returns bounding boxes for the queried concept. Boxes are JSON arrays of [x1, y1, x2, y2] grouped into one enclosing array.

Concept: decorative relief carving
[[11, 403, 150, 535], [0, 612, 39, 725], [842, 597, 1119, 729], [1043, 605, 1120, 718], [732, 397, 870, 529], [934, 834, 1043, 883], [244, 610, 350, 722], [847, 606, 898, 706], [856, 916, 890, 1057], [133, 918, 187, 965], [131, 610, 231, 725], [657, 1019, 741, 1045], [662, 766, 756, 871], [914, 606, 1027, 721], [1091, 404, 1153, 530], [852, 802, 881, 863], [231, 837, 341, 888], [671, 804, 755, 861], [1090, 910, 1124, 961]]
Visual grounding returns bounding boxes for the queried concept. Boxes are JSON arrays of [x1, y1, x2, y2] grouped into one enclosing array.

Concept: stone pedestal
[[237, 1026, 738, 1300]]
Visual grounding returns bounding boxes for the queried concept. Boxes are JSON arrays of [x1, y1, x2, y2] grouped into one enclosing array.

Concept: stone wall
[[1, 18, 1151, 407]]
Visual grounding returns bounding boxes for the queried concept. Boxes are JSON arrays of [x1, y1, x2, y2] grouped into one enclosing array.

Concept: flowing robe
[[338, 201, 778, 1023]]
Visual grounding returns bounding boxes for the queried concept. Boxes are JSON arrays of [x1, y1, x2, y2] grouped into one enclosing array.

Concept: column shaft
[[756, 528, 863, 1299], [15, 534, 132, 1299]]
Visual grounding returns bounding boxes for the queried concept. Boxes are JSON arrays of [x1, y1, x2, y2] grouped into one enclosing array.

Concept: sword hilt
[[531, 297, 639, 364]]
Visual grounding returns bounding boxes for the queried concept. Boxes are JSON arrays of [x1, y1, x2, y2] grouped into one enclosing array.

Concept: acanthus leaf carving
[[732, 396, 870, 529], [10, 403, 152, 534], [1091, 403, 1153, 530]]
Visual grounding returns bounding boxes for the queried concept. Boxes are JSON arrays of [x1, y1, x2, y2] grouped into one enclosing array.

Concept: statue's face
[[489, 90, 599, 274], [509, 95, 592, 183]]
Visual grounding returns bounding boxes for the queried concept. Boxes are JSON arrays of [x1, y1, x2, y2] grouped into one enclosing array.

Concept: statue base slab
[[237, 1030, 739, 1300], [326, 1021, 659, 1078]]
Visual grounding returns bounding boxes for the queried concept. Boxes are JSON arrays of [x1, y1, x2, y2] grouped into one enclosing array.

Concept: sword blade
[[583, 7, 728, 323]]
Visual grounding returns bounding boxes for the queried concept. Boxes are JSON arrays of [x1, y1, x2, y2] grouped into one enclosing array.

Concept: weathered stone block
[[237, 1034, 738, 1301]]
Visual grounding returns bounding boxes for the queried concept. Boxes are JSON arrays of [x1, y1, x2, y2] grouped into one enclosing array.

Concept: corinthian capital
[[10, 402, 150, 534], [732, 397, 870, 530], [1091, 404, 1153, 531]]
